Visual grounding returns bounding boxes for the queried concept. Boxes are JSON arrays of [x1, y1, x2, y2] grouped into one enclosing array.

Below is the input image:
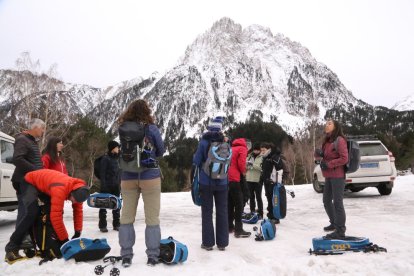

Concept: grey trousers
[[323, 178, 346, 234], [119, 178, 161, 260]]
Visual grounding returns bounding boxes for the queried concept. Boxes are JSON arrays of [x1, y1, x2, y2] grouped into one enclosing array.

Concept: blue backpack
[[202, 142, 232, 179], [159, 237, 188, 264], [61, 238, 111, 262], [254, 219, 276, 241]]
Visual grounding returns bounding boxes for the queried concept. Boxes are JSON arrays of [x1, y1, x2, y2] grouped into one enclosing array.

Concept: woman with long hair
[[315, 119, 348, 239], [42, 136, 68, 175], [117, 99, 164, 268]]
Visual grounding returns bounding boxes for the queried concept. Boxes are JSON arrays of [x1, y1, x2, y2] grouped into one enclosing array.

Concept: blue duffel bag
[[60, 238, 111, 262]]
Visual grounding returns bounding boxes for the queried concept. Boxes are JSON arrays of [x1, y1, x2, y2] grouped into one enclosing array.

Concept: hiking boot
[[5, 250, 27, 264], [217, 246, 226, 251], [269, 218, 280, 224], [201, 244, 213, 251], [122, 257, 132, 268], [23, 248, 36, 258], [324, 231, 346, 240], [147, 258, 159, 266], [234, 230, 251, 238], [100, 228, 108, 233], [323, 224, 335, 232]]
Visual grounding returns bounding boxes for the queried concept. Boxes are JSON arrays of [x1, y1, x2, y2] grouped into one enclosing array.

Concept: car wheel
[[313, 175, 324, 193], [349, 187, 364, 193], [377, 182, 392, 195]]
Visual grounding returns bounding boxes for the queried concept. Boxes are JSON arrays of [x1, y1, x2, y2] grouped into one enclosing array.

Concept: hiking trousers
[[200, 184, 229, 248], [228, 181, 244, 232], [248, 181, 263, 216], [323, 178, 346, 234], [6, 183, 39, 252], [119, 177, 161, 260]]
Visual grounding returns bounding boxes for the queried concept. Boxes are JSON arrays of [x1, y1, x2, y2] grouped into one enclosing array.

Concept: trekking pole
[[285, 189, 295, 198]]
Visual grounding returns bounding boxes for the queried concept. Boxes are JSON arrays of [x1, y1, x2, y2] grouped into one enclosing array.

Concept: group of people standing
[[4, 98, 349, 268], [193, 116, 290, 251], [193, 116, 349, 251]]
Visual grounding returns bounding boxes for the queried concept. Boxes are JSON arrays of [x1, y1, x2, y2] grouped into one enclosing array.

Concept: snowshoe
[[88, 193, 122, 210]]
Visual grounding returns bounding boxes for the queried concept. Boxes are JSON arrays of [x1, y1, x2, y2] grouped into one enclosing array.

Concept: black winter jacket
[[11, 133, 43, 185], [261, 152, 289, 185], [99, 153, 121, 195]]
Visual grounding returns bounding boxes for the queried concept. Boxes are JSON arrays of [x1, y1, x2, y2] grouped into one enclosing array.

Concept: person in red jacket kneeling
[[4, 169, 89, 264]]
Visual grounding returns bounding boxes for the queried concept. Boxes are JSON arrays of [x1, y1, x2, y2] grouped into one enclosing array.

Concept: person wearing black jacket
[[260, 142, 289, 223], [99, 141, 121, 232], [11, 119, 45, 248]]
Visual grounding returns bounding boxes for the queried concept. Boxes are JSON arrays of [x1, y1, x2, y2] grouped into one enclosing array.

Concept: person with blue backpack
[[193, 116, 232, 251], [116, 99, 165, 267]]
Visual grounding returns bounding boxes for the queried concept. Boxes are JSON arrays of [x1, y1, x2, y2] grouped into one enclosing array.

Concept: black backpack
[[118, 121, 146, 173], [93, 155, 105, 179], [32, 194, 62, 264], [334, 137, 361, 173]]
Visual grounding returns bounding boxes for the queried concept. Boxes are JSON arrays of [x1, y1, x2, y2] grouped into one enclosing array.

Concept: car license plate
[[360, 162, 379, 169]]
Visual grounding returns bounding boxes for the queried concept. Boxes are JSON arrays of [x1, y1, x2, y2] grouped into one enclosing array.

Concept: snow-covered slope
[[1, 175, 414, 275], [392, 94, 414, 111]]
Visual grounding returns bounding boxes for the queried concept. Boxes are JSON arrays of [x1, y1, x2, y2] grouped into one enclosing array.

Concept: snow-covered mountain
[[1, 17, 378, 143], [392, 94, 414, 111], [138, 17, 365, 143]]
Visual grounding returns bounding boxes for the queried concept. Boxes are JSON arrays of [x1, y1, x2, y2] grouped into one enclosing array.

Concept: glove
[[314, 149, 324, 158], [320, 161, 329, 170], [71, 231, 81, 239], [59, 238, 69, 247]]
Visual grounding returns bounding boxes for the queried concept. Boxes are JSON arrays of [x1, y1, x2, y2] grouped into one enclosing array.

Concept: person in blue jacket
[[193, 116, 229, 251], [117, 99, 165, 268]]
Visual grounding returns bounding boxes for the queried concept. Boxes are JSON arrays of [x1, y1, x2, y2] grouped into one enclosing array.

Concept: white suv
[[0, 131, 17, 211], [313, 137, 397, 195]]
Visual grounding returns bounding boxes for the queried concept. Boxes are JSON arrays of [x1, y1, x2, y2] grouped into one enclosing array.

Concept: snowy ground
[[1, 175, 414, 276]]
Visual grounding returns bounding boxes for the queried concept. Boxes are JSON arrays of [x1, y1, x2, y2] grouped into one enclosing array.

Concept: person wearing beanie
[[98, 140, 121, 233], [193, 115, 230, 251], [207, 116, 224, 132], [5, 169, 89, 264]]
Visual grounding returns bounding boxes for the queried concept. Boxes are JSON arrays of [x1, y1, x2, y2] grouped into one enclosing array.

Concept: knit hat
[[207, 116, 224, 132], [71, 186, 90, 203], [107, 140, 120, 152]]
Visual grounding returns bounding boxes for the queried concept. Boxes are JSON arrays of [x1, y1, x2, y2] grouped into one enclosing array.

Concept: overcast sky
[[0, 0, 413, 107]]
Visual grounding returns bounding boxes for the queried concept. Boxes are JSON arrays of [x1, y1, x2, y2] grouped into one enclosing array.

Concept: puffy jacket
[[11, 132, 43, 184], [246, 153, 263, 183], [24, 169, 86, 241], [228, 138, 248, 182], [193, 131, 228, 186], [321, 136, 348, 179], [42, 153, 68, 175]]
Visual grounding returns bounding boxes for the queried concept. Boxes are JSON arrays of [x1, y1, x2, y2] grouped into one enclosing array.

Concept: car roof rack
[[346, 135, 378, 141]]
